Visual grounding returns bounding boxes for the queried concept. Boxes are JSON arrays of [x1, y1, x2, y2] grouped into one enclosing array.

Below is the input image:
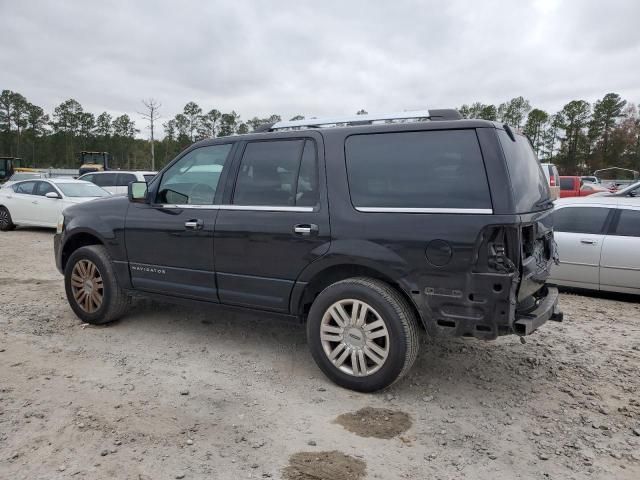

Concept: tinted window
[[498, 131, 549, 212], [560, 178, 574, 190], [35, 181, 57, 196], [553, 207, 610, 234], [13, 181, 37, 195], [345, 130, 491, 209], [233, 140, 307, 206], [143, 174, 156, 183], [157, 144, 232, 205], [117, 173, 137, 186], [93, 173, 117, 187], [80, 174, 94, 183], [613, 209, 640, 237]]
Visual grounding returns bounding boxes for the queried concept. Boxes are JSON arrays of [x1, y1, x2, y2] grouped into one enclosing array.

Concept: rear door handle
[[580, 239, 597, 245], [185, 219, 204, 230], [293, 223, 319, 236]]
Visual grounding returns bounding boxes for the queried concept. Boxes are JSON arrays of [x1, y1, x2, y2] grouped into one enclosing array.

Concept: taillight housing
[[549, 176, 556, 187]]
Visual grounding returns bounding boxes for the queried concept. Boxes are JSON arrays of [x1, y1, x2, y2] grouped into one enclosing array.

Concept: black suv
[[54, 110, 561, 392]]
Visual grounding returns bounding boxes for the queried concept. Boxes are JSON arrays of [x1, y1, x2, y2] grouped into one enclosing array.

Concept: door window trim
[[156, 204, 314, 212]]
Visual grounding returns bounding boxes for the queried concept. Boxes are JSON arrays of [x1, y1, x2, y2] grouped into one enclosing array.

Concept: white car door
[[6, 180, 39, 223], [600, 207, 640, 294], [550, 205, 612, 289], [32, 181, 65, 227]]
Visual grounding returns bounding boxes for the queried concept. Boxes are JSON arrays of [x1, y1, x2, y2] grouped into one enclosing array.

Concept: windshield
[[498, 130, 550, 212], [57, 183, 110, 198], [10, 172, 42, 181]]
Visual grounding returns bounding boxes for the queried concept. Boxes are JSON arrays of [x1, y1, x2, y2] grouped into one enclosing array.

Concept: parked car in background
[[54, 110, 561, 392], [541, 163, 560, 200], [551, 196, 640, 295], [559, 176, 609, 198], [78, 171, 157, 195], [593, 180, 640, 198], [0, 178, 110, 231], [581, 175, 600, 185]]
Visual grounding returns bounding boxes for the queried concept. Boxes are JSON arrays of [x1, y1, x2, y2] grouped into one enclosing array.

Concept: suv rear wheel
[[64, 245, 130, 324], [306, 277, 420, 392]]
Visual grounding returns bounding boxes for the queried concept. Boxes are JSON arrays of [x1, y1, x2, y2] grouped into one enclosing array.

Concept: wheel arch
[[291, 261, 424, 329], [61, 230, 104, 271]]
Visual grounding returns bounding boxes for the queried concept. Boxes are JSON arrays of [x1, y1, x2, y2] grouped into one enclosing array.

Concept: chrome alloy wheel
[[70, 259, 104, 313], [320, 299, 390, 377]]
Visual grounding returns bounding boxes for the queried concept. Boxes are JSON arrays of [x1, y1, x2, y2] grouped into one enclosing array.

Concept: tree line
[[1, 88, 639, 175]]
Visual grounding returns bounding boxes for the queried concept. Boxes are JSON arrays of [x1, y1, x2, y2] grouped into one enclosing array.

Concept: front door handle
[[185, 219, 204, 230], [580, 239, 597, 245], [32, 200, 39, 204], [293, 224, 318, 236]]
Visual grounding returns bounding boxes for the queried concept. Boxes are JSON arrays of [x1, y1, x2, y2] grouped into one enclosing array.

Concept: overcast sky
[[1, 0, 639, 137]]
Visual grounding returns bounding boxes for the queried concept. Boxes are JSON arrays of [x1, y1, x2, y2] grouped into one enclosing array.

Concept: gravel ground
[[1, 228, 639, 480]]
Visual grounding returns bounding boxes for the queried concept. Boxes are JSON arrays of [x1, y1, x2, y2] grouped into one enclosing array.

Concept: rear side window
[[553, 207, 610, 234], [117, 173, 137, 186], [233, 139, 318, 207], [345, 130, 491, 210], [93, 173, 117, 187], [560, 178, 574, 190], [498, 131, 549, 212], [13, 181, 37, 194], [612, 209, 640, 237]]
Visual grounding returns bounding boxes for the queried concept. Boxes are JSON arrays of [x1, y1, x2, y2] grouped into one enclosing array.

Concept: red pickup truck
[[559, 176, 609, 198]]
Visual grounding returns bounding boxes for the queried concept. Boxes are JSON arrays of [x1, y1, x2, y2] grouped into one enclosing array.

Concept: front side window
[[233, 139, 318, 207], [345, 130, 491, 210], [117, 173, 137, 186], [157, 144, 232, 205], [553, 207, 610, 234], [13, 181, 37, 195], [35, 181, 57, 196], [612, 209, 640, 237], [93, 173, 117, 187]]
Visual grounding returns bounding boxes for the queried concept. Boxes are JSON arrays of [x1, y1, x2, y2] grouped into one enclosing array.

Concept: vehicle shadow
[[117, 298, 552, 397]]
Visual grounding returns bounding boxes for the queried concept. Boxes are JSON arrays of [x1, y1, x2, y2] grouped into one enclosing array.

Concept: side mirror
[[45, 191, 61, 199], [128, 181, 148, 203]]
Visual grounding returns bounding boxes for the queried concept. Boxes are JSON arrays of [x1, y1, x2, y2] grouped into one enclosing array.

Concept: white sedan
[[550, 196, 640, 295], [0, 178, 110, 231]]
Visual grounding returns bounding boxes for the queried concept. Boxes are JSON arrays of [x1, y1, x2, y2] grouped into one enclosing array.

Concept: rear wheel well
[[61, 233, 103, 271], [297, 264, 423, 328]]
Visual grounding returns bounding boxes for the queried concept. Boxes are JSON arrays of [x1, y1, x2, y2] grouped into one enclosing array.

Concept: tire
[[306, 277, 420, 392], [64, 245, 130, 324], [0, 206, 16, 231]]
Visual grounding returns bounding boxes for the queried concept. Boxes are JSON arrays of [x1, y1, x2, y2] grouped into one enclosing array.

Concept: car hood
[[64, 196, 109, 204]]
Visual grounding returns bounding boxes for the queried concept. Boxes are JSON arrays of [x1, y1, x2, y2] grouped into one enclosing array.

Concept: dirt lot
[[1, 229, 639, 480]]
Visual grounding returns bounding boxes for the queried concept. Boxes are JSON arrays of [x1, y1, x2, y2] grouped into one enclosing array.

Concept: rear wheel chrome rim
[[70, 259, 104, 313], [0, 209, 8, 227], [320, 299, 390, 377]]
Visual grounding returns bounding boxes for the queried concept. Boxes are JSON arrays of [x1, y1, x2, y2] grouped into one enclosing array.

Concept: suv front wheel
[[306, 277, 420, 392], [64, 245, 130, 324]]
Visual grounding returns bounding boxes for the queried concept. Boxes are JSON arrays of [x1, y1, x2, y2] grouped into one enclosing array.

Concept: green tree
[[556, 100, 591, 173], [183, 102, 202, 141], [289, 115, 305, 121], [197, 108, 222, 139], [588, 93, 627, 168], [219, 111, 240, 136], [237, 122, 249, 134], [523, 108, 549, 156], [356, 109, 368, 115], [95, 112, 113, 137], [498, 96, 531, 128]]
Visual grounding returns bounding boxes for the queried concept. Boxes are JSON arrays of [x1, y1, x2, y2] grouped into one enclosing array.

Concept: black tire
[[0, 206, 16, 231], [306, 277, 420, 392], [64, 245, 130, 324]]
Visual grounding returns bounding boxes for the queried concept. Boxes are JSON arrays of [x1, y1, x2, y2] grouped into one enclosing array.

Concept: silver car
[[550, 196, 640, 295]]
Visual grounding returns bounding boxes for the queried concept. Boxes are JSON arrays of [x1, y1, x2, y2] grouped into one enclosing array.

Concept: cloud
[[1, 0, 638, 137]]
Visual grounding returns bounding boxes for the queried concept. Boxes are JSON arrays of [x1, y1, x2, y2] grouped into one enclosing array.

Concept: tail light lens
[[549, 176, 556, 187]]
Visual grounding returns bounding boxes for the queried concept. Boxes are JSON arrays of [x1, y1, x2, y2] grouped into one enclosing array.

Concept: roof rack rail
[[269, 109, 461, 131]]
